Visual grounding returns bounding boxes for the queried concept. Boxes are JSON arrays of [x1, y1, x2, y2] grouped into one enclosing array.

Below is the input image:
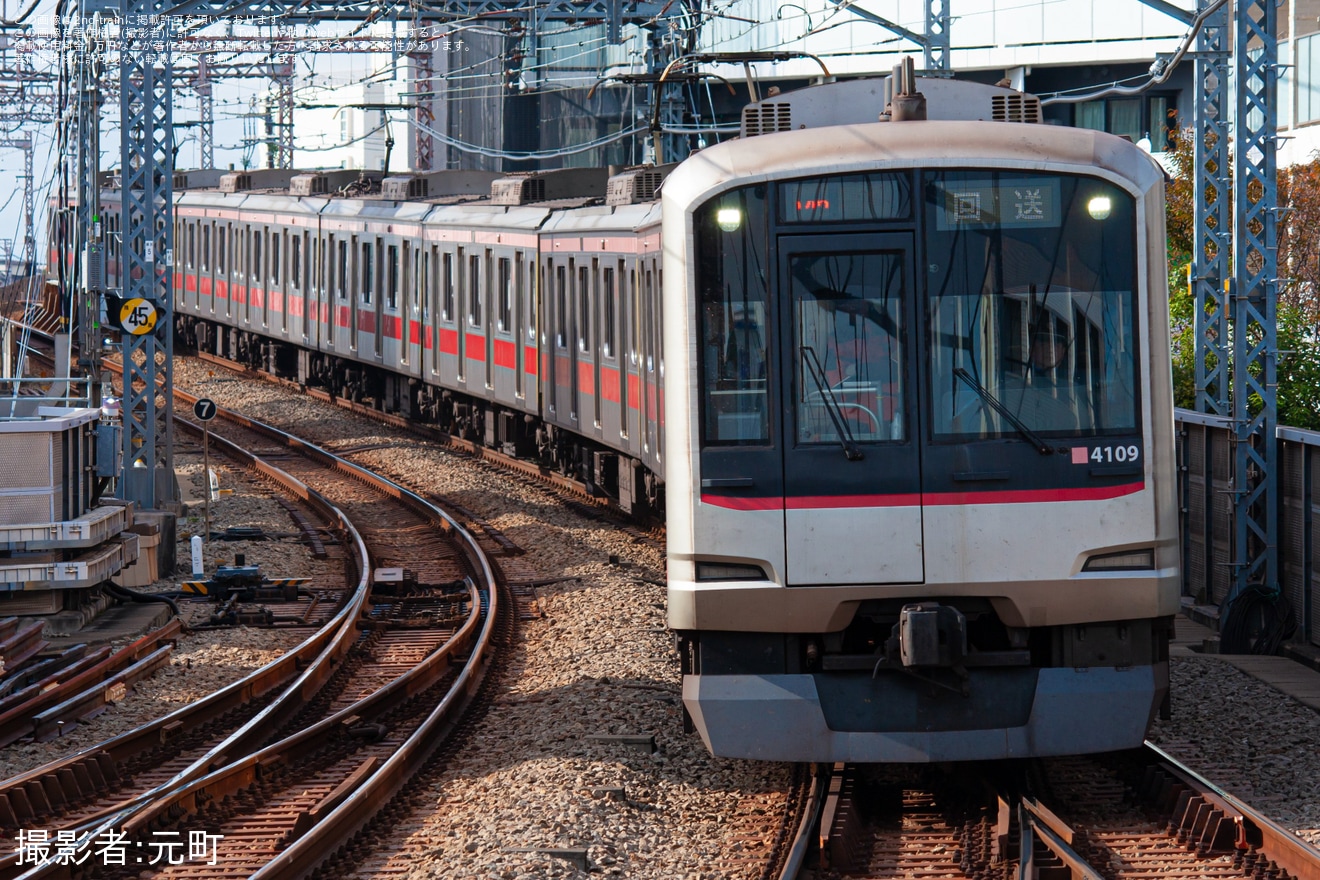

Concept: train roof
[[164, 172, 662, 234], [663, 118, 1165, 214]]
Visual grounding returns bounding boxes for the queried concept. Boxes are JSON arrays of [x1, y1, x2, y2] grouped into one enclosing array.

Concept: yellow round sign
[[119, 298, 158, 335]]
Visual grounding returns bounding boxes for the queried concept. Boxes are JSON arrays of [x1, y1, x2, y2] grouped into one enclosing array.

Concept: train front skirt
[[682, 662, 1169, 762]]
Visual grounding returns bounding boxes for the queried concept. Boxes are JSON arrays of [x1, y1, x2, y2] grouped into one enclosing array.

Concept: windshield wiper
[[801, 346, 863, 461], [953, 367, 1054, 456]]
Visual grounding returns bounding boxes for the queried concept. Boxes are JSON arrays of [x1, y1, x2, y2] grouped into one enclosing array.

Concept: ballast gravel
[[5, 356, 1315, 878]]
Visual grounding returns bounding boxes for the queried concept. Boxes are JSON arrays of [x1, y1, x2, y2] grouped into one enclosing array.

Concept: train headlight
[[1086, 195, 1113, 220], [1082, 548, 1155, 571], [716, 207, 743, 232]]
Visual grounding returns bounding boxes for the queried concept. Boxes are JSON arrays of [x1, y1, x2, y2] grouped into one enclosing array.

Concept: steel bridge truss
[[1228, 0, 1280, 608], [59, 0, 676, 509], [116, 3, 175, 507]]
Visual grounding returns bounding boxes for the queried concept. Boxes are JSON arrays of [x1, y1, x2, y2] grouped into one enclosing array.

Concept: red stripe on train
[[702, 482, 1144, 511]]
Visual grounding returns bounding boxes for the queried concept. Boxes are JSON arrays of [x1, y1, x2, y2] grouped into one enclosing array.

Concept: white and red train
[[68, 72, 1181, 763], [65, 165, 669, 512]]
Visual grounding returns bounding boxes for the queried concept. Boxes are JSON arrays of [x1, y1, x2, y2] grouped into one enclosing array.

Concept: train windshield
[[924, 171, 1139, 440], [696, 186, 773, 445]]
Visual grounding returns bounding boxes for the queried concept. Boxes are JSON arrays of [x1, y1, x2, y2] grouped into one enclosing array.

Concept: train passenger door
[[642, 263, 659, 455], [777, 234, 923, 585], [485, 250, 495, 389], [373, 240, 385, 358], [514, 253, 525, 399], [570, 262, 583, 422], [616, 261, 629, 435]]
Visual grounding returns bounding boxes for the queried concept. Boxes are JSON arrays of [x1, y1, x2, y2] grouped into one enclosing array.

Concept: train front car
[[663, 77, 1180, 763]]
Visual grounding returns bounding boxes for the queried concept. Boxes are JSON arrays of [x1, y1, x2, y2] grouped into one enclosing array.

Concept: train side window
[[250, 230, 260, 282], [187, 223, 195, 268], [529, 259, 538, 342], [410, 244, 419, 311], [578, 265, 591, 353], [497, 257, 512, 332], [271, 232, 281, 286], [468, 254, 481, 326], [442, 252, 455, 321], [602, 266, 616, 359], [555, 264, 567, 348], [326, 235, 335, 294], [337, 240, 347, 300], [291, 236, 301, 289], [217, 226, 225, 274], [202, 225, 210, 271], [375, 240, 384, 308], [644, 268, 655, 373], [422, 248, 432, 316], [629, 267, 639, 365], [361, 242, 373, 304], [387, 244, 399, 309]]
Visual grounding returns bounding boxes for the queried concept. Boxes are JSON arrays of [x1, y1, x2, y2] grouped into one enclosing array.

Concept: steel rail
[[1018, 798, 1106, 880], [0, 620, 181, 750], [114, 578, 482, 844], [1145, 741, 1320, 880], [15, 398, 501, 879], [250, 477, 500, 880], [3, 409, 374, 880]]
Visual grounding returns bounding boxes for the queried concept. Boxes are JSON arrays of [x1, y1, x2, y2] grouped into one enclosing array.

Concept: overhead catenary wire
[[1039, 0, 1228, 104]]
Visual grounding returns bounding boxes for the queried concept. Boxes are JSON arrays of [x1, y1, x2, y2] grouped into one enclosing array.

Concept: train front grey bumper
[[683, 664, 1166, 762]]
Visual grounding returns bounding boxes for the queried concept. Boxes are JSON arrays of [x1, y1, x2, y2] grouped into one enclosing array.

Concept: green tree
[[1165, 127, 1320, 429]]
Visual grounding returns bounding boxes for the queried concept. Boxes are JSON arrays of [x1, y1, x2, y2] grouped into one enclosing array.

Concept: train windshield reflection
[[924, 171, 1140, 440]]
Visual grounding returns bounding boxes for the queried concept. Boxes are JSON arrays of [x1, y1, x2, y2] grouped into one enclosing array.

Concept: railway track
[[802, 743, 1320, 880], [3, 397, 503, 880], [0, 415, 364, 878], [16, 324, 803, 879]]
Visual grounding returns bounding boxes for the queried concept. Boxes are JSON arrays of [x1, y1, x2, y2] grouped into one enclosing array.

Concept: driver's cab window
[[792, 251, 905, 444], [695, 186, 771, 446]]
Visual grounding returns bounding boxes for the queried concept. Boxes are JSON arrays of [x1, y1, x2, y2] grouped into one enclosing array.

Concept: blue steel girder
[[924, 0, 950, 71], [117, 3, 175, 508], [1194, 0, 1230, 416], [1230, 0, 1279, 597]]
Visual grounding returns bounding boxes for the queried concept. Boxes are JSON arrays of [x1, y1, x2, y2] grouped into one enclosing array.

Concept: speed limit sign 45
[[119, 298, 158, 335]]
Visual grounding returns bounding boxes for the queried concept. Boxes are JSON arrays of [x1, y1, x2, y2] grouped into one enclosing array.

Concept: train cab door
[[777, 234, 924, 585]]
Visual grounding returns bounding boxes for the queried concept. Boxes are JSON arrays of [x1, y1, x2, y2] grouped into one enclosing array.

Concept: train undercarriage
[[175, 315, 664, 517]]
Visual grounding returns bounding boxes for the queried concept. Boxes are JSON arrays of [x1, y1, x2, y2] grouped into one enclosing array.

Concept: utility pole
[[114, 3, 174, 507], [1193, 0, 1231, 417], [1225, 0, 1281, 623]]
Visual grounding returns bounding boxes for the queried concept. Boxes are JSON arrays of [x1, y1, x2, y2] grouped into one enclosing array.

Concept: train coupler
[[882, 603, 971, 695]]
